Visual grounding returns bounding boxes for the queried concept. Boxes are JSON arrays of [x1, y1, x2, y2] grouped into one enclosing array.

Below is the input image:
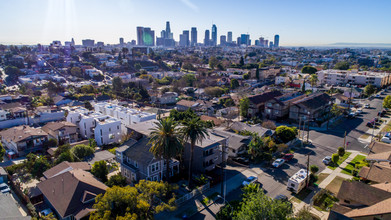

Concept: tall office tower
[[119, 37, 124, 45], [183, 30, 190, 46], [220, 35, 226, 46], [161, 30, 166, 38], [240, 34, 250, 46], [136, 27, 155, 46], [269, 41, 274, 48], [82, 39, 95, 47], [211, 24, 217, 46], [264, 40, 269, 47], [255, 40, 260, 46], [204, 30, 210, 46], [165, 21, 172, 39], [274, 34, 279, 48], [71, 38, 75, 46], [237, 37, 241, 46], [227, 32, 232, 43], [259, 37, 265, 47], [191, 27, 197, 46]]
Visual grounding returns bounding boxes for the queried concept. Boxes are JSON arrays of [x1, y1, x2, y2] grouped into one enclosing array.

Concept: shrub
[[310, 165, 319, 174], [332, 153, 339, 165], [275, 126, 298, 143], [338, 147, 345, 157], [91, 160, 108, 182], [70, 144, 95, 160], [262, 120, 276, 130], [106, 173, 127, 187]]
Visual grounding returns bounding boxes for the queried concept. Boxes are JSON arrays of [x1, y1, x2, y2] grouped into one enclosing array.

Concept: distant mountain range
[[328, 42, 391, 48]]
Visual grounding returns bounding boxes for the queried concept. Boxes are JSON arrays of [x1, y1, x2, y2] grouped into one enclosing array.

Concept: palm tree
[[181, 117, 209, 187], [309, 74, 318, 92], [149, 118, 183, 182]]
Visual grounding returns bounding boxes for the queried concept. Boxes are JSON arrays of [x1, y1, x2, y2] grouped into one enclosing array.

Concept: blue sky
[[0, 0, 390, 46]]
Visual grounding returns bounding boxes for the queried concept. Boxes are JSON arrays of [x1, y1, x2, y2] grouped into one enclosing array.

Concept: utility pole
[[306, 153, 310, 188], [343, 131, 347, 150], [221, 140, 227, 199], [348, 85, 353, 114], [307, 112, 310, 143]]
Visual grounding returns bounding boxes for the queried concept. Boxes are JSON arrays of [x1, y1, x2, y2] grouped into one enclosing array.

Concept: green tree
[[301, 66, 317, 74], [330, 104, 342, 117], [204, 87, 225, 97], [70, 144, 94, 160], [334, 61, 350, 70], [364, 84, 376, 97], [70, 67, 82, 77], [239, 56, 244, 66], [90, 181, 177, 220], [112, 77, 123, 93], [248, 134, 263, 160], [0, 142, 5, 162], [84, 101, 93, 110], [91, 160, 109, 182], [134, 63, 142, 71], [234, 190, 293, 219], [4, 65, 22, 83], [309, 74, 318, 91], [106, 173, 127, 187], [148, 118, 183, 182], [25, 154, 51, 179], [295, 206, 315, 220], [332, 153, 339, 165], [383, 95, 391, 109], [239, 97, 250, 118], [55, 151, 74, 165], [209, 56, 218, 69], [301, 82, 306, 93], [243, 72, 250, 80], [80, 85, 95, 94], [275, 126, 298, 143], [230, 78, 240, 89], [182, 74, 196, 86], [181, 117, 208, 186], [310, 165, 319, 174], [255, 68, 260, 80], [338, 147, 345, 157]]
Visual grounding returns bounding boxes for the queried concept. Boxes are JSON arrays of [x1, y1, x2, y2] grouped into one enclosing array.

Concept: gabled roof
[[345, 198, 391, 218], [212, 129, 250, 150], [37, 169, 107, 219], [123, 137, 157, 166], [337, 181, 391, 207], [359, 163, 391, 183], [368, 141, 391, 154], [229, 121, 274, 137], [248, 90, 283, 105], [0, 126, 48, 143], [42, 121, 76, 132], [292, 92, 331, 110], [43, 161, 91, 179], [366, 151, 391, 162], [176, 99, 197, 108]]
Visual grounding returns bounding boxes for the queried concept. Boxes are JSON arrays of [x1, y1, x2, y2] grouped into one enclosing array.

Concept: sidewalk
[[358, 117, 391, 143], [292, 150, 366, 220]]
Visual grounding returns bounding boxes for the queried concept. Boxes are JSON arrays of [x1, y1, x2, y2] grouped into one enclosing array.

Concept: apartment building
[[289, 93, 332, 123], [264, 92, 307, 120], [317, 69, 391, 88]]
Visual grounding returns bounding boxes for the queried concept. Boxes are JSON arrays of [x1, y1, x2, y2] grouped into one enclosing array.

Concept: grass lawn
[[327, 152, 352, 170], [341, 155, 368, 175], [325, 176, 347, 195], [313, 191, 339, 211], [359, 133, 371, 139], [315, 173, 330, 185]]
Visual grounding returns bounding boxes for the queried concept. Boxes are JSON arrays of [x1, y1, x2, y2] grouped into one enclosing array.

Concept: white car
[[356, 109, 363, 114], [364, 104, 370, 108], [381, 133, 391, 144], [242, 176, 258, 186], [0, 183, 10, 194], [272, 158, 285, 168], [323, 156, 332, 165]]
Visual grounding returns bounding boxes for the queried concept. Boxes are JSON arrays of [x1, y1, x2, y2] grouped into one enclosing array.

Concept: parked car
[[0, 183, 10, 193], [233, 157, 250, 165], [376, 94, 381, 98], [347, 112, 356, 118], [374, 117, 379, 122], [356, 109, 363, 114], [364, 104, 370, 108], [367, 120, 376, 128], [242, 176, 258, 186], [381, 133, 391, 144], [282, 153, 294, 162], [274, 194, 289, 202], [378, 111, 385, 117], [272, 158, 285, 168], [322, 156, 332, 165]]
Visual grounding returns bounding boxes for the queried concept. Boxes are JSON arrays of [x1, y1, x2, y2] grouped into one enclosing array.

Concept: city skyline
[[0, 0, 391, 46]]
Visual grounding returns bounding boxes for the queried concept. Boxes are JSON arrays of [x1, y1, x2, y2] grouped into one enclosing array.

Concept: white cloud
[[179, 0, 198, 12]]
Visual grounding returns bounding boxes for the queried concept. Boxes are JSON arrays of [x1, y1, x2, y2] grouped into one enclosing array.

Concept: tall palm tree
[[181, 117, 209, 187], [149, 118, 183, 182]]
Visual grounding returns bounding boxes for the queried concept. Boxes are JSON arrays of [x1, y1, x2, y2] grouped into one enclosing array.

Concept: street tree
[[275, 126, 298, 143], [181, 117, 208, 186], [0, 142, 5, 162], [301, 66, 317, 74], [209, 56, 218, 69], [230, 78, 240, 90], [149, 118, 183, 182], [106, 173, 127, 187], [364, 84, 376, 97], [309, 74, 318, 91], [383, 95, 391, 109], [112, 76, 123, 93], [70, 144, 94, 160], [332, 153, 339, 165]]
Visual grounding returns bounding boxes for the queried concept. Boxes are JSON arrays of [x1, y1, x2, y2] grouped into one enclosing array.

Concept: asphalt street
[[191, 90, 390, 220]]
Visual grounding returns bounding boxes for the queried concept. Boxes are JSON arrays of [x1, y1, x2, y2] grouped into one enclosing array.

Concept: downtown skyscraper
[[191, 27, 197, 46], [204, 30, 210, 46], [211, 24, 217, 46], [156, 21, 175, 47], [274, 34, 279, 48], [136, 26, 155, 46]]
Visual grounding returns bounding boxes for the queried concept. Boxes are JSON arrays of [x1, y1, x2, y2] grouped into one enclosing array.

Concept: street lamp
[[307, 111, 311, 143]]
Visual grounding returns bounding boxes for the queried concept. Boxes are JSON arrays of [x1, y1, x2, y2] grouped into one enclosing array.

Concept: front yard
[[341, 155, 368, 175], [325, 176, 347, 195], [327, 152, 352, 170]]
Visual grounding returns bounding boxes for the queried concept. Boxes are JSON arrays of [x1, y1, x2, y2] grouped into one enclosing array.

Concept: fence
[[176, 182, 210, 205]]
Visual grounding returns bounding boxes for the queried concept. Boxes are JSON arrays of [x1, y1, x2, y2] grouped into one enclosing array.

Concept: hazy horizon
[[1, 0, 391, 46]]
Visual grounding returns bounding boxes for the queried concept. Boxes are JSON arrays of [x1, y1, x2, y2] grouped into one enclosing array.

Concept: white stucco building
[[317, 69, 391, 88]]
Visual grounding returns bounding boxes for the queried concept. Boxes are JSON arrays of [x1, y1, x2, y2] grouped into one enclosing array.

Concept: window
[[100, 129, 102, 136], [267, 103, 272, 107], [290, 183, 295, 187], [134, 162, 138, 168], [151, 164, 156, 172], [101, 137, 103, 143], [109, 128, 111, 132], [117, 125, 120, 130]]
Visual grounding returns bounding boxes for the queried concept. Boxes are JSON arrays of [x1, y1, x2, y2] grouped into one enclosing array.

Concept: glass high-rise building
[[136, 26, 155, 46], [274, 34, 279, 48], [227, 31, 232, 43], [165, 21, 171, 39], [211, 24, 217, 46], [191, 27, 197, 46], [204, 30, 210, 46]]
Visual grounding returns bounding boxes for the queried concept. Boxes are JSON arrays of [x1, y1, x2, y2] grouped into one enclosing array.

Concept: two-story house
[[42, 121, 78, 145], [264, 92, 306, 120], [289, 92, 332, 124], [183, 131, 228, 174], [247, 90, 283, 118], [0, 125, 48, 156]]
